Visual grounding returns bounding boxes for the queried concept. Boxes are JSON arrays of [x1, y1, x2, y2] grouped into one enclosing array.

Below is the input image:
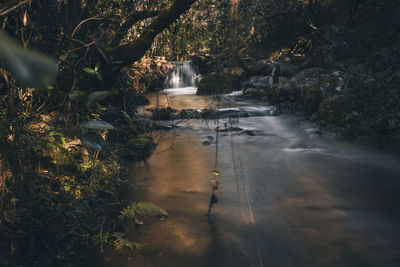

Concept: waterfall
[[165, 61, 201, 90]]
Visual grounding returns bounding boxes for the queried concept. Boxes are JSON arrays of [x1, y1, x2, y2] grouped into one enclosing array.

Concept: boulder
[[197, 72, 230, 95], [244, 59, 272, 75], [243, 87, 267, 97], [293, 67, 326, 79], [276, 63, 300, 78], [243, 76, 273, 89]]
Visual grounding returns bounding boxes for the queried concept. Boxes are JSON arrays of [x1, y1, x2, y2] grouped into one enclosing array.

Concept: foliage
[[197, 72, 232, 95], [0, 0, 192, 265], [151, 0, 230, 59], [119, 201, 168, 221], [1, 0, 399, 265], [111, 232, 143, 252]]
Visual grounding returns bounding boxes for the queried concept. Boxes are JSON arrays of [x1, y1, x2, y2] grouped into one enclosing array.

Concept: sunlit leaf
[[83, 67, 96, 74]]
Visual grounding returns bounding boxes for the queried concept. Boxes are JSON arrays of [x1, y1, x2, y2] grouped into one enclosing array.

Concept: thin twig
[[0, 0, 31, 17], [57, 16, 103, 64]]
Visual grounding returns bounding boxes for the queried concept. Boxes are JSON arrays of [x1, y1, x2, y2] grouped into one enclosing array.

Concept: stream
[[105, 72, 400, 267]]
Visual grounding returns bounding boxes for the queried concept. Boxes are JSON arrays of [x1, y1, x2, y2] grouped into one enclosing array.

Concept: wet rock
[[292, 68, 327, 81], [243, 76, 273, 89], [244, 59, 272, 75], [176, 109, 201, 119], [278, 76, 290, 84], [152, 107, 176, 120], [243, 87, 267, 97], [217, 126, 244, 132], [276, 63, 300, 78], [200, 108, 218, 119]]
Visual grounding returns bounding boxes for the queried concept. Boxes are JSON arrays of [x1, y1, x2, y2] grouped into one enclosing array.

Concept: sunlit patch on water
[[282, 147, 330, 153], [164, 86, 198, 95], [225, 90, 243, 96]]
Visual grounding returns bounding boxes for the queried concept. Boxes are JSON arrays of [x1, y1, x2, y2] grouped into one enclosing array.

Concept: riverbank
[[0, 106, 158, 266], [193, 23, 400, 143]]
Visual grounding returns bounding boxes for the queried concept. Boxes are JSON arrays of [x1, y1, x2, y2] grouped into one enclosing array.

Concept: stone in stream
[[243, 87, 267, 97], [243, 76, 273, 89]]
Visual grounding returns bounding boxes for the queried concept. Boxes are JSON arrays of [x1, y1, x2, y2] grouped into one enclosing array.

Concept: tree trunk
[[107, 0, 197, 67]]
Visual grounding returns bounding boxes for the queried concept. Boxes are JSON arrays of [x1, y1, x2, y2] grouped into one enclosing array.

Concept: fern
[[112, 232, 142, 252], [119, 201, 168, 221]]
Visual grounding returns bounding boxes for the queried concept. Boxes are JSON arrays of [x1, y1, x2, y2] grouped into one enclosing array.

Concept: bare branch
[[0, 0, 31, 17]]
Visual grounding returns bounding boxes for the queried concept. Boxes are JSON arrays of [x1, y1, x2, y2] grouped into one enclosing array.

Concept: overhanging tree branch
[[107, 0, 197, 66], [110, 10, 160, 47]]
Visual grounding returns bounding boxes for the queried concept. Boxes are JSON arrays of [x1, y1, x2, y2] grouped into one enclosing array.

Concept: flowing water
[[164, 61, 201, 90], [104, 70, 400, 267]]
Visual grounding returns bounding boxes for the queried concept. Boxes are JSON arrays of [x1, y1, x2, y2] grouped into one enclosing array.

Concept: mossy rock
[[126, 136, 156, 159], [197, 73, 231, 95]]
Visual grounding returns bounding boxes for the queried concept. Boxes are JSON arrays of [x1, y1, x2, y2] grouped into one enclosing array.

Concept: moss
[[126, 136, 156, 159], [197, 73, 230, 95]]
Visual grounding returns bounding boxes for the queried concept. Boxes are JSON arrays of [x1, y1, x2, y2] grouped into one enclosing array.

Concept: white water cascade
[[164, 61, 201, 95]]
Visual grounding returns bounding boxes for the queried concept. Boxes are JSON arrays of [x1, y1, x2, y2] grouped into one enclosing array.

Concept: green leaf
[[81, 134, 105, 150], [83, 67, 96, 74], [87, 90, 111, 107], [81, 120, 115, 130], [112, 232, 142, 252]]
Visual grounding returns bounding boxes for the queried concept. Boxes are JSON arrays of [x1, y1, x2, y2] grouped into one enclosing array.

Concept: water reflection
[[104, 89, 400, 267]]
